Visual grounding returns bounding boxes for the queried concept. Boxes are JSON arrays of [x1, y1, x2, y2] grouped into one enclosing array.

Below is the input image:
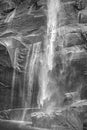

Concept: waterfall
[[38, 0, 61, 111], [11, 48, 19, 107], [47, 0, 60, 70], [22, 42, 41, 120]]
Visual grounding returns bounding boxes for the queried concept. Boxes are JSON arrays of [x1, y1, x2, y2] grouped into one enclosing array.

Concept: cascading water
[[47, 0, 60, 70], [11, 48, 19, 107], [10, 0, 61, 115], [22, 42, 41, 121], [38, 0, 61, 112]]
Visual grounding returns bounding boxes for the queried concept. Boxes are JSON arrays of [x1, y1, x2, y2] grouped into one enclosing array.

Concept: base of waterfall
[[0, 105, 85, 130]]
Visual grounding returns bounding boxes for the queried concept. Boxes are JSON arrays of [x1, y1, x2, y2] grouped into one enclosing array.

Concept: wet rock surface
[[31, 108, 82, 130], [0, 107, 83, 130]]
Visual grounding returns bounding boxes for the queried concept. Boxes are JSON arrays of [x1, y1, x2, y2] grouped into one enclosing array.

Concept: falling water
[[47, 0, 60, 70], [11, 48, 19, 107], [39, 0, 60, 110], [22, 45, 38, 121], [22, 47, 31, 107], [22, 42, 41, 121]]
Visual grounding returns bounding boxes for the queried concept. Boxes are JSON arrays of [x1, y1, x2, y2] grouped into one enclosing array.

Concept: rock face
[[0, 0, 87, 129], [31, 108, 83, 130]]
